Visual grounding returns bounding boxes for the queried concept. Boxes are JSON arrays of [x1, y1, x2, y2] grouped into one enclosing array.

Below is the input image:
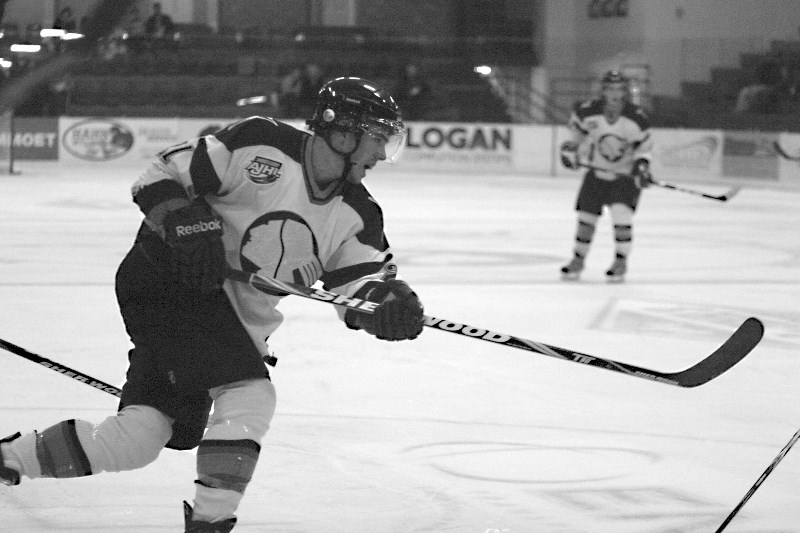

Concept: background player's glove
[[631, 158, 652, 189], [162, 201, 226, 293], [559, 141, 579, 169], [345, 279, 424, 341]]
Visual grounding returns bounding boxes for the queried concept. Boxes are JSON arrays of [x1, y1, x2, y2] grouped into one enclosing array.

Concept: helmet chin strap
[[321, 130, 364, 181]]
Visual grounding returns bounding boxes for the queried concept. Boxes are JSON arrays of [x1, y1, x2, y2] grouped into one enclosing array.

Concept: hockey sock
[[193, 439, 260, 522], [613, 223, 632, 257], [573, 219, 596, 258], [0, 406, 172, 480]]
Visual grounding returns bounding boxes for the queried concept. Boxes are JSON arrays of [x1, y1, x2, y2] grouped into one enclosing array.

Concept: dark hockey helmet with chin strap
[[307, 77, 406, 162], [601, 69, 629, 87]]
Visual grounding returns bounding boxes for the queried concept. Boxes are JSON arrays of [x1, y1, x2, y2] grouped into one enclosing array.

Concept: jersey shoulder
[[341, 182, 387, 251], [621, 103, 650, 130], [214, 116, 308, 163], [573, 99, 604, 120]]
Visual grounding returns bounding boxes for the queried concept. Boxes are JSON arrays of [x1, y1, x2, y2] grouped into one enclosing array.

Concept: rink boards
[[3, 115, 800, 188]]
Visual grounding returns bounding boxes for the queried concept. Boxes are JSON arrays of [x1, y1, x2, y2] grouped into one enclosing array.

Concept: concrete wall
[[541, 0, 800, 96]]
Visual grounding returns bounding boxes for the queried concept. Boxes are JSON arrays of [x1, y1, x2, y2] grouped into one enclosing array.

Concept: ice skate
[[560, 255, 584, 280], [0, 432, 21, 486], [184, 501, 237, 532], [606, 256, 627, 283]]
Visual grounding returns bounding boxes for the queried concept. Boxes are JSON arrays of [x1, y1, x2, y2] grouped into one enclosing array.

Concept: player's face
[[346, 131, 387, 184], [603, 82, 627, 113]]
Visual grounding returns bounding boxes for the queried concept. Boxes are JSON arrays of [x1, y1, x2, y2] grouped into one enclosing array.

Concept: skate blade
[[561, 272, 581, 281], [606, 275, 625, 283]]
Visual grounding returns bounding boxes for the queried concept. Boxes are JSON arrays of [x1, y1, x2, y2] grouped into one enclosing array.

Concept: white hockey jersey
[[567, 99, 652, 180], [132, 116, 397, 355]]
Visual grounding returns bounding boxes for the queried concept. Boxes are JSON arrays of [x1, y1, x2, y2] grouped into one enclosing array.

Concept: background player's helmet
[[600, 70, 631, 105], [307, 77, 406, 162], [601, 69, 629, 88]]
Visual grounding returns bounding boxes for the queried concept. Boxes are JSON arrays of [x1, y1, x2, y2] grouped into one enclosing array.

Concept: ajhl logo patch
[[62, 119, 134, 161], [245, 156, 282, 184]]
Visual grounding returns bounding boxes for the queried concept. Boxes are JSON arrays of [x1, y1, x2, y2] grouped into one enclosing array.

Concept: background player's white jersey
[[133, 116, 396, 355], [567, 99, 652, 181]]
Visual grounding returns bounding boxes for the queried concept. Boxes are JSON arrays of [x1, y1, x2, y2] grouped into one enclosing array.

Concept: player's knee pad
[[205, 378, 275, 442], [196, 438, 260, 494], [71, 405, 172, 474], [609, 203, 633, 225]]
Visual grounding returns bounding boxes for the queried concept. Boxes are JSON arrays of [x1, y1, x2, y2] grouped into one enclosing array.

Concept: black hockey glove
[[631, 158, 652, 189], [162, 202, 226, 294], [345, 279, 424, 341], [559, 141, 579, 169]]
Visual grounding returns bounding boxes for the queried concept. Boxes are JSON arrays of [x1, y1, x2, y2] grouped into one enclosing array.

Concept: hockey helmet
[[307, 77, 406, 162], [601, 70, 630, 89]]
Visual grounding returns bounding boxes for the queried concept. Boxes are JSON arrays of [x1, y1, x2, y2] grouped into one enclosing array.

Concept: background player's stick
[[773, 141, 800, 161], [0, 337, 122, 398], [575, 162, 741, 202], [0, 0, 136, 113], [226, 268, 763, 388], [715, 428, 800, 532]]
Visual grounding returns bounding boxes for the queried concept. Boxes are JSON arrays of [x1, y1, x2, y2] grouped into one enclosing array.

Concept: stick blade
[[670, 317, 764, 387], [773, 141, 800, 161], [719, 186, 742, 202]]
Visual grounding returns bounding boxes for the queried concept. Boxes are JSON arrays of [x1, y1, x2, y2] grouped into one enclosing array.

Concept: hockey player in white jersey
[[559, 70, 653, 282], [0, 77, 424, 531]]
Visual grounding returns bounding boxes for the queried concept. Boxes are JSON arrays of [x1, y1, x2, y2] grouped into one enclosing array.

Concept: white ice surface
[[0, 162, 798, 532]]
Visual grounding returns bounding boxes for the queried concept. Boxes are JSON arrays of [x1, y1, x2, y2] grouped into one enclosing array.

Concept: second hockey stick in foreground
[[716, 427, 800, 532], [227, 268, 763, 388], [575, 162, 742, 202]]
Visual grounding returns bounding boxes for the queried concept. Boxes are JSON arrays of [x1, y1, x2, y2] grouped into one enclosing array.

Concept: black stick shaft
[[227, 269, 762, 388], [0, 338, 122, 398], [716, 428, 800, 532]]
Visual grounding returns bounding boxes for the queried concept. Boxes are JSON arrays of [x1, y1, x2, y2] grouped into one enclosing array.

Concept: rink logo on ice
[[245, 156, 282, 184], [62, 119, 134, 161]]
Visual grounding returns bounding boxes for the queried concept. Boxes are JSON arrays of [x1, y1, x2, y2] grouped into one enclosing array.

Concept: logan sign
[[402, 123, 514, 168]]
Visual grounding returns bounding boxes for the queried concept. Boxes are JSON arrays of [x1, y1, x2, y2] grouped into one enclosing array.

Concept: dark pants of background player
[[575, 170, 642, 214], [114, 224, 270, 450]]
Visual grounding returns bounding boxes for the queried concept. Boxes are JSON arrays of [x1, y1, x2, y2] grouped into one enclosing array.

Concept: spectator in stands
[[734, 60, 783, 114], [295, 63, 325, 118], [124, 5, 145, 37], [394, 63, 431, 121], [144, 2, 175, 39], [0, 0, 11, 27], [53, 6, 77, 33], [277, 66, 303, 118], [43, 74, 73, 116]]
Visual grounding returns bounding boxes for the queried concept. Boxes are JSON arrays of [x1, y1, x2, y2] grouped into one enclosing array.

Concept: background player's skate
[[606, 254, 627, 282], [560, 255, 584, 280]]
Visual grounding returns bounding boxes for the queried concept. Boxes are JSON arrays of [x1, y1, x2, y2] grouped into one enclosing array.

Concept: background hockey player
[[559, 70, 653, 282], [0, 77, 424, 532]]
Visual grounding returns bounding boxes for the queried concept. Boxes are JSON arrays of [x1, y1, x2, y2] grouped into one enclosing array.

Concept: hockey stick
[[715, 428, 800, 532], [772, 141, 800, 161], [226, 268, 763, 388], [575, 162, 741, 202], [0, 337, 121, 398]]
